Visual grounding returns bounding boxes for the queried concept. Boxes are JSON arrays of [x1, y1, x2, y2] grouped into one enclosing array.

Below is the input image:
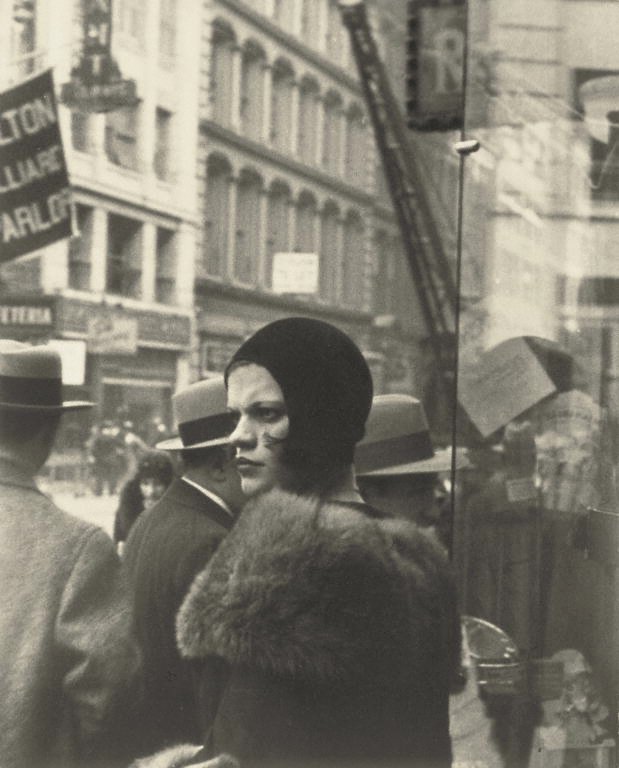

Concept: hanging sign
[[87, 314, 138, 355], [272, 252, 319, 294], [0, 69, 72, 262], [61, 0, 138, 113]]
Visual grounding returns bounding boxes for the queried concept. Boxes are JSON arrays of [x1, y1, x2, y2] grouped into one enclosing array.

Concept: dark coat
[[176, 489, 461, 768], [123, 478, 235, 753], [0, 459, 140, 768]]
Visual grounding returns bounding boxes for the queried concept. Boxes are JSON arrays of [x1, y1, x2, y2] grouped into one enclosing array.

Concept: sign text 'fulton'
[[0, 70, 72, 262]]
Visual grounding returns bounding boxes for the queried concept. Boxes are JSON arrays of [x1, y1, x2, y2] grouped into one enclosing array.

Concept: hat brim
[[0, 400, 94, 412], [155, 434, 230, 452], [356, 447, 470, 477]]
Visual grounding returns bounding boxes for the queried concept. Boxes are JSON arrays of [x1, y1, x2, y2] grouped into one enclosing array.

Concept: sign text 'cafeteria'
[[0, 69, 72, 262]]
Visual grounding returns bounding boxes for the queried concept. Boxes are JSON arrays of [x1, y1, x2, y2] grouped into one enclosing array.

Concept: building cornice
[[201, 119, 375, 206], [195, 276, 372, 325], [217, 0, 361, 93]]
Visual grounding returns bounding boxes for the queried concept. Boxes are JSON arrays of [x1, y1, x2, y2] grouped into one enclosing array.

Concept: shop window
[[234, 170, 262, 284], [68, 204, 93, 291], [240, 43, 265, 142], [155, 228, 177, 304], [71, 111, 89, 152], [107, 214, 142, 298], [265, 182, 290, 289], [105, 107, 139, 171], [154, 108, 172, 181], [342, 210, 364, 308], [270, 60, 294, 153], [319, 202, 340, 303], [322, 92, 342, 174], [298, 78, 319, 164], [158, 0, 177, 66], [203, 154, 231, 278], [210, 24, 236, 126]]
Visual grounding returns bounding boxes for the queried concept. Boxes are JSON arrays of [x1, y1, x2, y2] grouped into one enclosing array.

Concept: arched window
[[210, 22, 236, 126], [322, 91, 342, 174], [203, 154, 232, 278], [235, 169, 262, 284], [270, 60, 295, 153], [326, 1, 344, 64], [240, 41, 266, 141], [296, 191, 317, 253], [300, 0, 320, 45], [297, 78, 319, 165], [265, 181, 291, 289], [342, 210, 365, 307], [320, 201, 340, 303], [345, 104, 366, 185]]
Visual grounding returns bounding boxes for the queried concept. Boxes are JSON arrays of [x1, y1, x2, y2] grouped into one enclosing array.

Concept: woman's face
[[139, 477, 168, 509], [227, 363, 289, 497]]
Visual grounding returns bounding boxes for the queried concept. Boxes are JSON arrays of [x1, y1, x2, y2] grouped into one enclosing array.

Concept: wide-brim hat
[[0, 340, 93, 412], [156, 376, 235, 451], [355, 394, 470, 477]]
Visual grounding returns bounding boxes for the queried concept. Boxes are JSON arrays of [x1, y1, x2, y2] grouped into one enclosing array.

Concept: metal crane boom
[[338, 0, 457, 370]]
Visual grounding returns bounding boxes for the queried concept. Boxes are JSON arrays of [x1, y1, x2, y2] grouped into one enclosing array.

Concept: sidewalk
[[40, 481, 118, 539]]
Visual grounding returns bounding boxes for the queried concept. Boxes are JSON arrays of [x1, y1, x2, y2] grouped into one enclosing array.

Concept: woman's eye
[[257, 408, 283, 422]]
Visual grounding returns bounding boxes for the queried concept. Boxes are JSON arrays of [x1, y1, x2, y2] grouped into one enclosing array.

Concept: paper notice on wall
[[459, 336, 556, 437]]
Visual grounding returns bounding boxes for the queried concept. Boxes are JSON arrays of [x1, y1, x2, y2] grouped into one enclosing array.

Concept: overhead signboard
[[407, 0, 466, 131], [61, 0, 138, 113], [0, 69, 72, 262], [272, 252, 319, 295], [87, 314, 138, 355]]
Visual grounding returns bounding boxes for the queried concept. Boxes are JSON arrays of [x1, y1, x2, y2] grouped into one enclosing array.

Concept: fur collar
[[176, 489, 456, 684]]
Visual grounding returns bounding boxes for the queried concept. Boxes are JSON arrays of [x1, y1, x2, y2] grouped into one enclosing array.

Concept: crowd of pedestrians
[[0, 318, 549, 768]]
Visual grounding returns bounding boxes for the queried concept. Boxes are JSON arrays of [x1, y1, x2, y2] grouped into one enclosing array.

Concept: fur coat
[[166, 489, 461, 768]]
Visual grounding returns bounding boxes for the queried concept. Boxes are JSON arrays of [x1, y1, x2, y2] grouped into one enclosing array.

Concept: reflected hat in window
[[0, 340, 93, 412], [156, 376, 235, 451], [355, 394, 469, 476]]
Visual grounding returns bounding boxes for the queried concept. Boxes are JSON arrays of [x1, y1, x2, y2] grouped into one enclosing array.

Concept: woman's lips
[[235, 457, 263, 474]]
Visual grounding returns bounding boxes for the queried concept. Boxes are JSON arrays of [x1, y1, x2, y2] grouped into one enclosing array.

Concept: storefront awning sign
[[0, 69, 72, 262], [87, 315, 138, 355], [272, 252, 319, 294]]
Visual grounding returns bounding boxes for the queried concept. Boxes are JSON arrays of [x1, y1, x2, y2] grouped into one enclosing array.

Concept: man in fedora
[[0, 340, 141, 768], [123, 376, 245, 754], [355, 393, 469, 539]]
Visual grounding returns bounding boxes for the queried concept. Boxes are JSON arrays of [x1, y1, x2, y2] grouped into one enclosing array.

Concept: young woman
[[141, 318, 461, 768], [113, 449, 174, 550]]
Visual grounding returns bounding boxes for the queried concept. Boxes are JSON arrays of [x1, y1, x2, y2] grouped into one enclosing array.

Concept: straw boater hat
[[0, 340, 93, 412], [355, 394, 469, 477], [156, 376, 235, 451]]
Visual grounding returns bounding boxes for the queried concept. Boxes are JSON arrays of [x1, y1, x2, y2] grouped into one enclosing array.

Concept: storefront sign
[[61, 0, 138, 113], [0, 296, 55, 332], [272, 252, 319, 294], [57, 297, 192, 350], [87, 314, 138, 355], [407, 0, 465, 131], [47, 339, 87, 386], [0, 70, 72, 262]]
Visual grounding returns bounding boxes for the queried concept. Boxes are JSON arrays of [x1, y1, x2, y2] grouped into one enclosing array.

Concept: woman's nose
[[229, 415, 254, 448]]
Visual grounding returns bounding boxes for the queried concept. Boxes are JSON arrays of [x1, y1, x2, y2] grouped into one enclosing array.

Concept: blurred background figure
[[87, 419, 124, 496], [355, 393, 469, 546], [113, 449, 175, 553]]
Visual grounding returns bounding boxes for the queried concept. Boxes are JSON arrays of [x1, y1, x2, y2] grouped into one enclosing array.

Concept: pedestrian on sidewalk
[[0, 340, 141, 768], [138, 317, 461, 768]]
